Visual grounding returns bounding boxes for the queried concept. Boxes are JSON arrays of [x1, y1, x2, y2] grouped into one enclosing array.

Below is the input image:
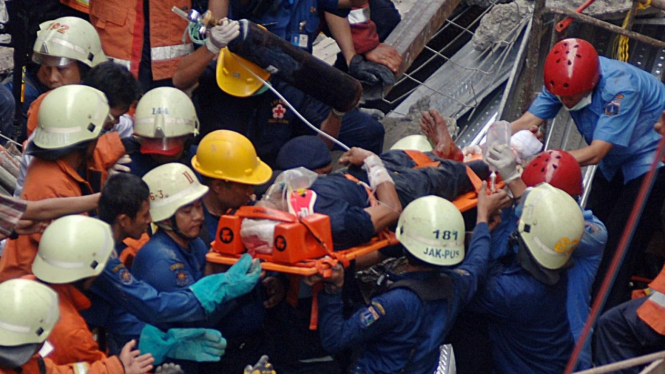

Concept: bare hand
[[477, 182, 510, 224], [14, 220, 48, 235], [119, 340, 154, 374], [262, 276, 285, 308], [654, 110, 665, 136], [365, 43, 402, 74], [338, 147, 375, 166], [304, 263, 344, 288]]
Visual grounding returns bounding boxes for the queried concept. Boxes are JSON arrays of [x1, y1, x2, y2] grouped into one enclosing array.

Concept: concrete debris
[[463, 0, 512, 7], [472, 0, 533, 51], [381, 97, 459, 150]]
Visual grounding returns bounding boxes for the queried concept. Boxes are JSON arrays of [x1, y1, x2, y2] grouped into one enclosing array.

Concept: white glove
[[108, 154, 132, 176], [486, 144, 519, 183], [205, 20, 240, 55]]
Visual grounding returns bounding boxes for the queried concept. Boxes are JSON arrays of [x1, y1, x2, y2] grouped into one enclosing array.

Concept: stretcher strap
[[464, 165, 483, 191], [564, 136, 665, 374], [403, 150, 441, 169]]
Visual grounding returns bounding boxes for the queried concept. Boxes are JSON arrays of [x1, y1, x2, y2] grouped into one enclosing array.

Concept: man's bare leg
[[420, 109, 463, 161]]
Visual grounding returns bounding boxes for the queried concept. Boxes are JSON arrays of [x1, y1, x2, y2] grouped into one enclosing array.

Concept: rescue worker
[[484, 145, 607, 370], [521, 150, 606, 370], [15, 61, 141, 197], [30, 215, 231, 369], [3, 16, 107, 142], [124, 87, 200, 177], [591, 112, 665, 374], [92, 173, 258, 361], [465, 183, 585, 374], [0, 85, 124, 282], [190, 131, 286, 373], [309, 188, 507, 373], [88, 0, 193, 90], [173, 27, 386, 166], [511, 38, 665, 309], [130, 163, 263, 372], [0, 278, 150, 374]]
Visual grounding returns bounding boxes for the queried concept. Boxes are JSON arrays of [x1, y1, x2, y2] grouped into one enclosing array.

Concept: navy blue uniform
[[467, 252, 574, 374], [317, 223, 492, 374], [193, 63, 384, 168]]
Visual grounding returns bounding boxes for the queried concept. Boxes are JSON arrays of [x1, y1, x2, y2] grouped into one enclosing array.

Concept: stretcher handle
[[556, 0, 597, 33], [233, 206, 298, 223]]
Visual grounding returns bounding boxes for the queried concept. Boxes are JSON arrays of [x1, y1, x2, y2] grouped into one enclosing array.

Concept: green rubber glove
[[139, 324, 227, 365], [189, 253, 261, 314]]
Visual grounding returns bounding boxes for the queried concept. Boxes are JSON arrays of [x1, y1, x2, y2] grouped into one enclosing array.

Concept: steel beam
[[384, 0, 462, 78]]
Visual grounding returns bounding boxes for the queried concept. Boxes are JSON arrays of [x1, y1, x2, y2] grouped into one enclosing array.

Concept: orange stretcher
[[206, 151, 500, 278]]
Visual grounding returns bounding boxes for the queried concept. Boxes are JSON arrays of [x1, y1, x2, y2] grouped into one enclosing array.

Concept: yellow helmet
[[191, 130, 272, 185], [216, 48, 270, 98], [32, 17, 107, 67]]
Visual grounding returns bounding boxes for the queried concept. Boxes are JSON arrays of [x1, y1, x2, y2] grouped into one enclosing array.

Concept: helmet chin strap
[[158, 217, 198, 242]]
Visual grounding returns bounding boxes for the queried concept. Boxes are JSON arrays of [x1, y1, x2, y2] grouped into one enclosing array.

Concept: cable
[[230, 53, 351, 151]]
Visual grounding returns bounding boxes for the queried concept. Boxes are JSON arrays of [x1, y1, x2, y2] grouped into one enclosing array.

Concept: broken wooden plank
[[384, 0, 462, 78]]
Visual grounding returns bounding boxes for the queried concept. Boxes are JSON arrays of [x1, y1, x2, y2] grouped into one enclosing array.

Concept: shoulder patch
[[118, 268, 133, 285], [605, 95, 623, 116], [360, 306, 381, 327], [175, 271, 190, 287], [170, 263, 186, 271]]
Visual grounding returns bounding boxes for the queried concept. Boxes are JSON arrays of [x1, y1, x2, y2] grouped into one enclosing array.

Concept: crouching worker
[[307, 184, 509, 374], [26, 216, 157, 373], [0, 279, 150, 374]]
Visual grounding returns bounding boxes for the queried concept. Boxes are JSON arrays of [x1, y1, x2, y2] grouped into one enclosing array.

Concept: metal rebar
[[547, 6, 665, 50], [573, 350, 665, 374]]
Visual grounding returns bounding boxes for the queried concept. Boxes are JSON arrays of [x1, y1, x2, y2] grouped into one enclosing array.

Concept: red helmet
[[543, 38, 600, 96], [522, 150, 583, 197]]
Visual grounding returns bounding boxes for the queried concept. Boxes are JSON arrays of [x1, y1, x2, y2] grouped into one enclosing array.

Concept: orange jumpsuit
[[637, 266, 665, 334], [46, 283, 108, 366], [0, 355, 122, 374], [0, 134, 124, 282]]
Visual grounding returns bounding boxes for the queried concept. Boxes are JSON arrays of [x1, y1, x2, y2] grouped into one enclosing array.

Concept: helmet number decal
[[152, 107, 169, 115], [183, 172, 195, 184], [47, 22, 69, 34], [432, 230, 458, 241], [553, 237, 580, 254], [150, 190, 164, 201]]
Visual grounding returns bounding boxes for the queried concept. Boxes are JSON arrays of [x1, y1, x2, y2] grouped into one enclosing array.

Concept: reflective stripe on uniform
[[73, 362, 89, 374], [151, 43, 194, 62], [348, 7, 370, 24], [649, 290, 665, 307]]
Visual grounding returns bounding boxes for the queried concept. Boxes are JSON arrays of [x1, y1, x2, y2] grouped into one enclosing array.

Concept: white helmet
[[0, 279, 59, 346], [396, 195, 465, 266], [32, 215, 114, 284], [142, 163, 209, 222], [390, 135, 433, 152], [30, 85, 109, 150], [518, 183, 585, 270], [32, 17, 107, 68], [133, 87, 200, 156]]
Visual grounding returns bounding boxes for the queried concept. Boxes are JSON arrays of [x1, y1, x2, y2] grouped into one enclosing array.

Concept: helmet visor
[[140, 136, 187, 156], [32, 53, 74, 67]]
